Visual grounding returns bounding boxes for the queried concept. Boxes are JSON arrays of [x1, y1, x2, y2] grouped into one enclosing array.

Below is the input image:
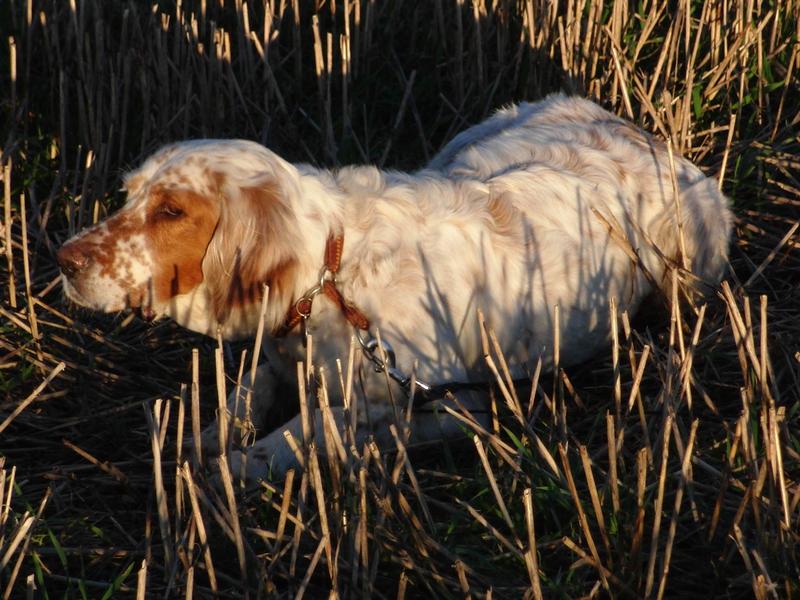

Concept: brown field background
[[1, 0, 799, 598]]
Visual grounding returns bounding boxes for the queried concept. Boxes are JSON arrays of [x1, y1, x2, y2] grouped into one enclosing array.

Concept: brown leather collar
[[274, 234, 370, 337]]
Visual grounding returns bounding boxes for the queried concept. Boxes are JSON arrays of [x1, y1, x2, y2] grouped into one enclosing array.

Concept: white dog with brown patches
[[58, 94, 732, 484]]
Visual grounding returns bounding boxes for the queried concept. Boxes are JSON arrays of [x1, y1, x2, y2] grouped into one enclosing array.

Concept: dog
[[57, 94, 732, 484]]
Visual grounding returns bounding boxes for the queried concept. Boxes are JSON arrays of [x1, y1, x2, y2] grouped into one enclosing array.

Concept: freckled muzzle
[[56, 239, 92, 278], [57, 222, 155, 316]]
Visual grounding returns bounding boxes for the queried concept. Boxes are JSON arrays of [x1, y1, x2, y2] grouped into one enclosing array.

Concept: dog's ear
[[202, 177, 300, 326]]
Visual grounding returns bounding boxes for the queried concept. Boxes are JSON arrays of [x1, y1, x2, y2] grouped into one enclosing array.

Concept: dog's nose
[[57, 243, 91, 277]]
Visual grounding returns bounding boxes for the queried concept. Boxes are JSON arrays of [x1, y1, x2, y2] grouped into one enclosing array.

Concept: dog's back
[[429, 94, 732, 294]]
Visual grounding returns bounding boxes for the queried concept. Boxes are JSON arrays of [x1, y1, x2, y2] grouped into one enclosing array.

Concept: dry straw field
[[1, 0, 799, 597]]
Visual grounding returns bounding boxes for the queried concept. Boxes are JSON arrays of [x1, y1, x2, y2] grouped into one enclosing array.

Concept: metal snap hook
[[365, 337, 396, 370]]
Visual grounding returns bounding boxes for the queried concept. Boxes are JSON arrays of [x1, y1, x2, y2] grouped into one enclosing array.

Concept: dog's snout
[[57, 242, 91, 277]]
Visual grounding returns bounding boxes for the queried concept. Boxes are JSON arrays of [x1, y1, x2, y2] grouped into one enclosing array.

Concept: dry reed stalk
[[439, 401, 523, 475], [0, 305, 29, 334], [626, 344, 651, 413], [343, 337, 357, 429], [135, 559, 147, 600], [678, 304, 707, 411], [62, 439, 128, 484], [558, 444, 609, 592], [522, 488, 543, 600], [214, 346, 229, 457], [181, 463, 218, 594], [666, 142, 690, 274], [0, 512, 33, 573], [607, 36, 635, 120], [272, 469, 296, 558], [656, 419, 699, 600], [555, 333, 569, 446], [610, 298, 622, 425], [158, 397, 172, 451], [191, 349, 202, 467], [146, 399, 174, 574], [307, 442, 334, 580], [310, 16, 328, 148], [578, 445, 612, 564], [472, 436, 514, 531], [484, 353, 523, 426], [770, 42, 798, 141], [216, 455, 248, 594], [325, 31, 335, 161], [318, 368, 347, 471], [717, 113, 738, 190], [669, 270, 687, 361], [477, 310, 500, 435], [390, 423, 434, 531], [708, 425, 740, 540], [282, 430, 306, 470], [174, 387, 187, 549], [748, 463, 769, 538], [561, 536, 637, 599], [526, 357, 543, 420], [455, 559, 472, 599], [2, 486, 51, 600], [606, 412, 620, 515], [455, 498, 524, 560], [628, 447, 648, 575], [356, 464, 369, 588], [739, 393, 755, 475], [769, 408, 791, 529], [294, 534, 328, 600], [2, 160, 15, 309], [721, 282, 762, 380], [0, 465, 15, 533], [732, 523, 767, 600], [559, 369, 585, 410], [759, 296, 772, 411], [645, 412, 673, 597], [184, 520, 197, 600], [0, 361, 65, 435], [7, 35, 16, 116], [488, 330, 521, 411], [18, 193, 40, 361], [368, 329, 400, 423], [293, 362, 311, 456], [240, 284, 270, 444], [397, 570, 408, 600]]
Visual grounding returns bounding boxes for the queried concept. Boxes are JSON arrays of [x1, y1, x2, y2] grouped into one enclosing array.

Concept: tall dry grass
[[1, 0, 799, 597]]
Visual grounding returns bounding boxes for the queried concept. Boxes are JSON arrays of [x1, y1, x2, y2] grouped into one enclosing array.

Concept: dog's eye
[[157, 203, 184, 218]]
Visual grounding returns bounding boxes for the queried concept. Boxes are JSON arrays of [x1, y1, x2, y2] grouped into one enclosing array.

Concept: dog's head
[[57, 140, 304, 338]]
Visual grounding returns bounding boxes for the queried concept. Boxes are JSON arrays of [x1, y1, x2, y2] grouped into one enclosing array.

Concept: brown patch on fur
[[59, 208, 148, 303], [144, 187, 220, 303], [204, 181, 300, 325]]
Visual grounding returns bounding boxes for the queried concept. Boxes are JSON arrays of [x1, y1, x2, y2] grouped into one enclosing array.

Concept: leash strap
[[275, 234, 371, 337]]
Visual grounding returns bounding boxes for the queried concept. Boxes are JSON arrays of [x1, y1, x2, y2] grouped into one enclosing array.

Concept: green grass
[[1, 0, 799, 597]]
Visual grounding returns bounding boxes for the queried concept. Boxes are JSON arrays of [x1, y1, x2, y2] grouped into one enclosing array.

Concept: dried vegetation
[[1, 0, 799, 597]]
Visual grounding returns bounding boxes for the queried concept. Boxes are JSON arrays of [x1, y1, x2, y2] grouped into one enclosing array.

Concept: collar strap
[[274, 234, 371, 337]]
